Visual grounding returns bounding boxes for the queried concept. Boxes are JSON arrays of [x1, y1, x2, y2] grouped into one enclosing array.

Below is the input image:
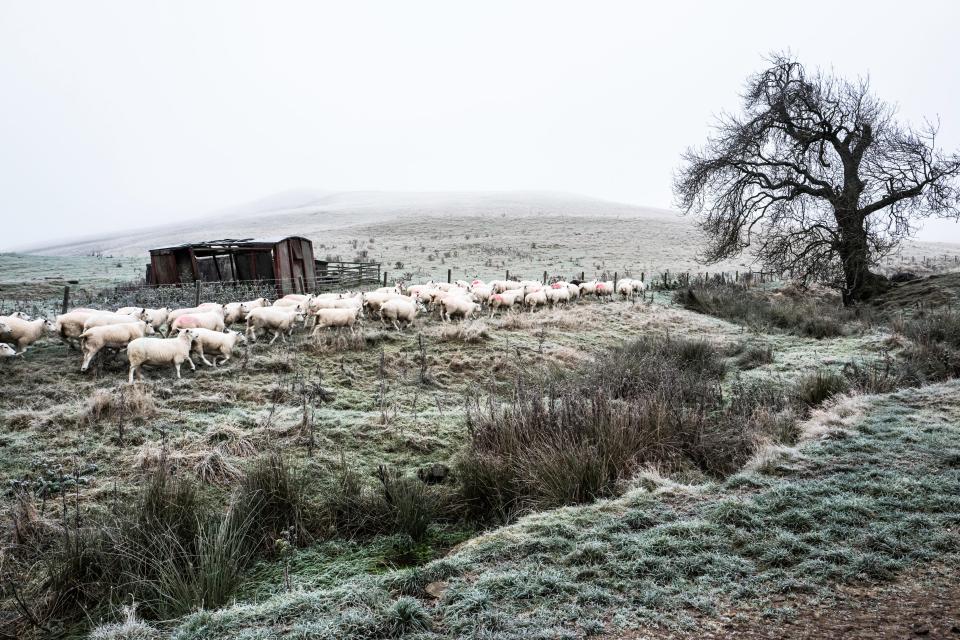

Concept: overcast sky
[[2, 0, 959, 250]]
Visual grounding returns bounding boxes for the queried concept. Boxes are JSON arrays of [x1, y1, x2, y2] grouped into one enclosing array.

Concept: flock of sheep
[[0, 276, 647, 382]]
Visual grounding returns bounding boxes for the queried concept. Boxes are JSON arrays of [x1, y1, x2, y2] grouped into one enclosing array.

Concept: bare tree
[[675, 54, 960, 303]]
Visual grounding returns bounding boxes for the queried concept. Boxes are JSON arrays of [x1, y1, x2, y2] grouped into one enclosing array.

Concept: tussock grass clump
[[795, 370, 850, 407], [895, 308, 960, 383], [674, 285, 859, 338], [87, 385, 156, 423], [457, 336, 797, 522], [12, 454, 314, 631], [438, 319, 490, 343], [325, 465, 443, 542], [192, 448, 244, 485], [732, 343, 775, 369], [205, 425, 259, 457]]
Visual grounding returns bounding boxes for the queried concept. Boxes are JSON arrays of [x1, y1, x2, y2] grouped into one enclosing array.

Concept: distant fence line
[[4, 251, 958, 319]]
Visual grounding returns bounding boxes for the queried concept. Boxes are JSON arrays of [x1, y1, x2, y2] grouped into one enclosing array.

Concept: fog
[[1, 0, 959, 250]]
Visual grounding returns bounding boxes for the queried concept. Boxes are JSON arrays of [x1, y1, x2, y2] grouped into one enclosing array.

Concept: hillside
[[21, 191, 679, 258]]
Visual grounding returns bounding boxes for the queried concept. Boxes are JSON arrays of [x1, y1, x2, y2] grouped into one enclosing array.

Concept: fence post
[[297, 275, 305, 295], [613, 271, 618, 289], [506, 270, 510, 282], [194, 281, 201, 306], [543, 270, 547, 284], [447, 269, 452, 284], [640, 271, 644, 284], [581, 271, 585, 282], [61, 285, 71, 314]]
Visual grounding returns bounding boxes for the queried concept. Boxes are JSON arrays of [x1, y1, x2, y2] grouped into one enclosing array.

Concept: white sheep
[[566, 283, 581, 301], [310, 307, 361, 334], [274, 295, 313, 309], [79, 321, 154, 371], [115, 307, 147, 318], [544, 284, 571, 306], [440, 297, 482, 322], [190, 328, 246, 367], [380, 297, 421, 331], [54, 310, 98, 347], [246, 306, 305, 344], [169, 311, 226, 333], [167, 306, 225, 328], [83, 312, 145, 332], [140, 307, 171, 332], [0, 316, 55, 353], [616, 278, 636, 299], [488, 289, 524, 316], [579, 280, 598, 297], [197, 302, 225, 315], [469, 284, 493, 304], [595, 281, 615, 300], [236, 297, 270, 321], [363, 291, 406, 317], [0, 343, 17, 358], [523, 289, 548, 311], [127, 329, 199, 382]]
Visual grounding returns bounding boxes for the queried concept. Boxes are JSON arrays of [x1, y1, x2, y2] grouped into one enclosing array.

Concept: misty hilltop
[[21, 190, 681, 257]]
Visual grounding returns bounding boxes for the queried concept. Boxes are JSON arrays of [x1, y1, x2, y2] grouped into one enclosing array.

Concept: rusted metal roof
[[149, 237, 311, 252]]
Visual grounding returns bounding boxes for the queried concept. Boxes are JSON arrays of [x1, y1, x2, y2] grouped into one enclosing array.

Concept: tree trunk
[[836, 209, 888, 305]]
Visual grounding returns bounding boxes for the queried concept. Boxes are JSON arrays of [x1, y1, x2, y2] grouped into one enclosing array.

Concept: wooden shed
[[147, 237, 316, 296]]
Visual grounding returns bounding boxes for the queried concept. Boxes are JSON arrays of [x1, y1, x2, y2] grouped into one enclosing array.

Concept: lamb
[[127, 329, 199, 382], [169, 311, 226, 333], [79, 321, 154, 371], [380, 298, 421, 331], [566, 283, 581, 300], [246, 306, 305, 344], [523, 288, 548, 310], [0, 343, 17, 358], [440, 296, 482, 322], [83, 312, 145, 332], [0, 317, 55, 353], [190, 328, 246, 367], [310, 307, 361, 334], [1, 311, 32, 320]]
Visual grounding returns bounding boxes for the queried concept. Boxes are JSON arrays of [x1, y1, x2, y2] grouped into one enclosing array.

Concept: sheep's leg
[[198, 348, 214, 367], [393, 320, 401, 332], [174, 361, 182, 378], [128, 365, 135, 384], [269, 330, 280, 345]]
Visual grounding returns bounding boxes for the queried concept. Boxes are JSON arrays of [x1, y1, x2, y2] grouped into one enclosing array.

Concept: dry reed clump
[[87, 385, 156, 423], [192, 448, 244, 485], [308, 328, 369, 353]]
